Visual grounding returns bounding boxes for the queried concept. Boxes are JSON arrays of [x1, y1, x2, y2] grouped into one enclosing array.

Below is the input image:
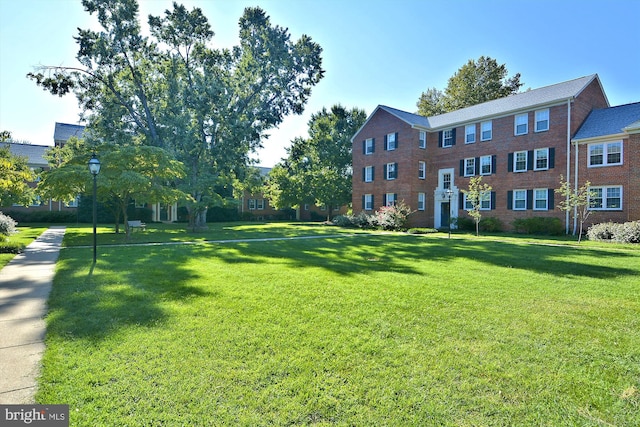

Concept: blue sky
[[1, 0, 639, 167]]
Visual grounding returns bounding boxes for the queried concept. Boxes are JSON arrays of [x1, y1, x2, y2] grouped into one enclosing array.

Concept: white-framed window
[[534, 188, 548, 210], [588, 141, 623, 167], [480, 155, 492, 175], [513, 189, 527, 210], [365, 138, 375, 155], [418, 161, 426, 179], [386, 132, 397, 150], [304, 204, 310, 211], [464, 158, 476, 177], [65, 196, 80, 208], [418, 192, 425, 211], [515, 113, 528, 135], [535, 109, 549, 132], [248, 199, 256, 210], [465, 124, 476, 144], [442, 172, 452, 190], [385, 193, 396, 207], [256, 199, 265, 210], [364, 166, 374, 182], [419, 131, 426, 149], [320, 205, 327, 211], [442, 129, 454, 147], [514, 151, 527, 172], [464, 192, 491, 210], [589, 186, 622, 210], [385, 163, 397, 180], [364, 195, 373, 211], [534, 148, 549, 171], [481, 121, 492, 141]]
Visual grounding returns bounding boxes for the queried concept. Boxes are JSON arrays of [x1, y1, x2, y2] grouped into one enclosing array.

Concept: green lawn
[[37, 225, 640, 426], [0, 226, 49, 268]]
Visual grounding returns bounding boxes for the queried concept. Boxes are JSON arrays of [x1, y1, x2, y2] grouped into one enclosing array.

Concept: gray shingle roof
[[53, 122, 85, 144], [370, 75, 603, 133], [573, 102, 640, 141], [0, 142, 48, 167]]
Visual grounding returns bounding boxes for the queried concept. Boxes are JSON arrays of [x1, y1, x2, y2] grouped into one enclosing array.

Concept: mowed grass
[[38, 227, 640, 426], [0, 226, 49, 268]]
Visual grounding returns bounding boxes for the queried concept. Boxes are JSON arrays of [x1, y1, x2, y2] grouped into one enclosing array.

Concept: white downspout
[[574, 136, 579, 235], [566, 99, 572, 234]]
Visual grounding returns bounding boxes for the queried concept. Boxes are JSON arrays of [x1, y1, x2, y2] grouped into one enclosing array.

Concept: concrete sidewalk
[[0, 226, 66, 404]]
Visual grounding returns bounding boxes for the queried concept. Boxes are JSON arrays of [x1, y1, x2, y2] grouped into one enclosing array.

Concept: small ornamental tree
[[555, 175, 596, 243], [462, 176, 492, 236]]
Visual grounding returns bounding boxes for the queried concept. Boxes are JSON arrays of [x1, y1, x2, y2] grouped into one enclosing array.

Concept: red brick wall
[[350, 78, 634, 232]]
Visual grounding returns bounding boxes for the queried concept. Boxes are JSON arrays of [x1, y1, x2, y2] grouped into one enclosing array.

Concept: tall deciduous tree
[[417, 56, 523, 116], [28, 0, 324, 230], [266, 105, 366, 220]]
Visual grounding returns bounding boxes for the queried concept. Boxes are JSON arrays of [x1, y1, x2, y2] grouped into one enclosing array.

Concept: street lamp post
[[444, 188, 453, 239], [88, 154, 101, 263]]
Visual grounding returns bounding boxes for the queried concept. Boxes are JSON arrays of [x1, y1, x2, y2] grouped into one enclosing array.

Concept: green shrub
[[454, 216, 475, 231], [407, 228, 438, 234], [0, 240, 24, 254], [512, 217, 564, 235], [479, 217, 503, 232], [588, 221, 640, 244], [3, 210, 76, 223], [0, 212, 18, 236]]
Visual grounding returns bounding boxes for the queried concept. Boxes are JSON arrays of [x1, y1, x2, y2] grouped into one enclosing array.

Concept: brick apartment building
[[351, 74, 640, 231]]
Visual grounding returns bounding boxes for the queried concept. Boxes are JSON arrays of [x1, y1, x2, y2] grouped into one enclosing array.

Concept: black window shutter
[[383, 194, 387, 206], [508, 153, 514, 172], [491, 191, 496, 210], [394, 163, 398, 179], [371, 166, 375, 180], [459, 192, 464, 208], [549, 147, 555, 168], [451, 128, 457, 145], [362, 195, 365, 209], [438, 131, 443, 148], [527, 150, 534, 171], [492, 155, 497, 174], [362, 167, 365, 181], [384, 134, 388, 151], [507, 191, 513, 210], [362, 140, 366, 155], [372, 195, 374, 208], [475, 157, 480, 175], [527, 190, 534, 210], [459, 159, 464, 176], [393, 193, 398, 204], [395, 132, 399, 148], [548, 189, 554, 209], [383, 164, 388, 179]]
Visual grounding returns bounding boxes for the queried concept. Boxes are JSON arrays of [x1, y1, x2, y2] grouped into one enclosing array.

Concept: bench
[[127, 220, 146, 232]]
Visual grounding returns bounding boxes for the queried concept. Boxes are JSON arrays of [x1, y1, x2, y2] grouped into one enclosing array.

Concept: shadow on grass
[[46, 246, 217, 341], [46, 233, 637, 342], [203, 233, 638, 280]]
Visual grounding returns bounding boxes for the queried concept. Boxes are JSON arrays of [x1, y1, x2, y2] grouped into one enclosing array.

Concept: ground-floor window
[[590, 186, 622, 210]]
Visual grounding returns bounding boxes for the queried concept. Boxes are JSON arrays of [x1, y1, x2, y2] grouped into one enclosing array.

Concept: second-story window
[[419, 131, 426, 148], [418, 161, 426, 179], [442, 129, 454, 147], [514, 151, 528, 172], [364, 138, 375, 155], [385, 162, 397, 180], [535, 148, 549, 170]]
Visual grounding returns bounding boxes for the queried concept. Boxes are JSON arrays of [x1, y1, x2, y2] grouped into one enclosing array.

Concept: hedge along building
[[351, 74, 640, 231]]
